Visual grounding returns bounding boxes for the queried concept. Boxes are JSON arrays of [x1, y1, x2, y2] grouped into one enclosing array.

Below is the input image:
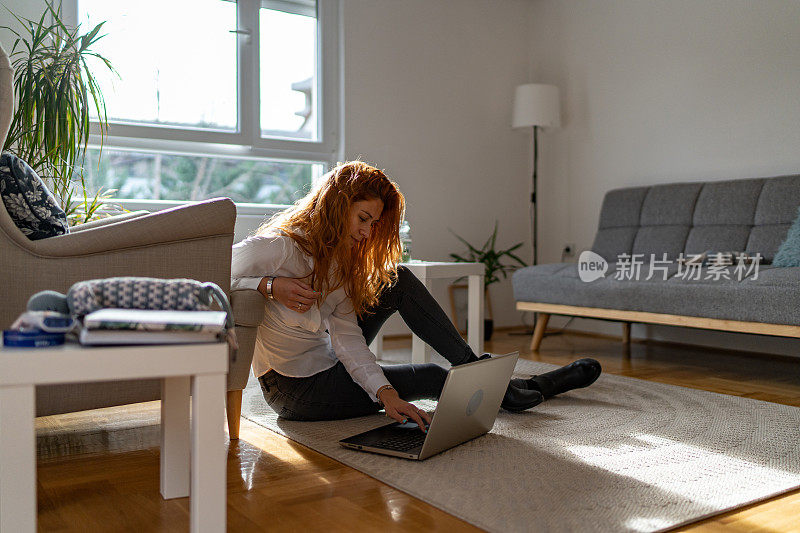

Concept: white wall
[[341, 0, 534, 334], [529, 0, 800, 355]]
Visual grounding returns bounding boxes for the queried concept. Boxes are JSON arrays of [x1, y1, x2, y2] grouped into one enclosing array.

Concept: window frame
[[64, 0, 341, 205]]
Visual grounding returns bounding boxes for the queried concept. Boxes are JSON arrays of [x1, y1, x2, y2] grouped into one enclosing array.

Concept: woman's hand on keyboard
[[379, 388, 431, 432]]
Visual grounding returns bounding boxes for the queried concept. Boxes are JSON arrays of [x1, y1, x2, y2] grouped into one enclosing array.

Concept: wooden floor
[[34, 330, 800, 532]]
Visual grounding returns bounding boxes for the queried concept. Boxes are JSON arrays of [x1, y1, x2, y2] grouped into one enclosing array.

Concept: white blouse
[[231, 231, 391, 400]]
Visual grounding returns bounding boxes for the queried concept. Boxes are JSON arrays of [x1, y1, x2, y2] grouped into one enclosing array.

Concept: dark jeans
[[259, 266, 478, 420]]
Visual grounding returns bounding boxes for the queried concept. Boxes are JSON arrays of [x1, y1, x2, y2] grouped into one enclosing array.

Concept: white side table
[[0, 342, 228, 533], [370, 261, 484, 364]]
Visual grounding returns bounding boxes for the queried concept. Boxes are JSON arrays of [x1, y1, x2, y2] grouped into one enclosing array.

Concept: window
[[81, 0, 239, 131], [83, 148, 324, 204], [260, 2, 319, 139], [71, 0, 339, 207]]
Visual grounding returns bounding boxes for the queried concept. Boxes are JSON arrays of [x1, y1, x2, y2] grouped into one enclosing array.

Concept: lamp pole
[[511, 83, 560, 339], [531, 125, 539, 266]]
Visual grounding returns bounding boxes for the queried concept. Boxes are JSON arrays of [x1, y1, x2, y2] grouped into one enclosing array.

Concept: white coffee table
[[0, 342, 228, 533], [370, 261, 485, 363]]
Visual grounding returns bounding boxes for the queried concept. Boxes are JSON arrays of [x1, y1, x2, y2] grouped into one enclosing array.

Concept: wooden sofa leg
[[622, 322, 631, 344], [226, 389, 243, 440], [530, 313, 550, 351]]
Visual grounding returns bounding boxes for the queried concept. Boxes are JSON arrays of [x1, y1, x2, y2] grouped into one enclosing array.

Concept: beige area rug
[[241, 359, 800, 533], [36, 401, 161, 460]]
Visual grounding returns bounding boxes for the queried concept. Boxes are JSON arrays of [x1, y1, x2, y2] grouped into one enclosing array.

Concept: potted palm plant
[[2, 1, 117, 224], [449, 221, 527, 340]]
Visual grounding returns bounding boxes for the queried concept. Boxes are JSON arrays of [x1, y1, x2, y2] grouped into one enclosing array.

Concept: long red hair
[[257, 161, 405, 317]]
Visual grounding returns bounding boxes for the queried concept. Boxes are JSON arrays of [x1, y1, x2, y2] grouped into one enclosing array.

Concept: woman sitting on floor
[[231, 161, 601, 429]]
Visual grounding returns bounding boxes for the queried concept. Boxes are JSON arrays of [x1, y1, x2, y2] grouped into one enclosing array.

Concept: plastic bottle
[[399, 220, 412, 262]]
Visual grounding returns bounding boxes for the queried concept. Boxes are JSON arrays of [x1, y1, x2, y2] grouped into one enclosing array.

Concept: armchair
[[0, 196, 261, 437]]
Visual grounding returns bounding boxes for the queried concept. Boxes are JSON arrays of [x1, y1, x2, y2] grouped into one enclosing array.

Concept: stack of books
[[78, 309, 227, 346]]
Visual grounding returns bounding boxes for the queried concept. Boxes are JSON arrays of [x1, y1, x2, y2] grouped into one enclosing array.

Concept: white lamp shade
[[512, 83, 561, 129]]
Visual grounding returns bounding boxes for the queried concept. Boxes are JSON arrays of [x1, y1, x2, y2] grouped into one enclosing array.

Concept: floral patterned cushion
[[0, 152, 69, 240]]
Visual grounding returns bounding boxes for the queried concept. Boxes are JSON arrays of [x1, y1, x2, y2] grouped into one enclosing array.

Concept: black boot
[[501, 381, 544, 412], [471, 354, 543, 412], [526, 358, 602, 399], [459, 352, 491, 365]]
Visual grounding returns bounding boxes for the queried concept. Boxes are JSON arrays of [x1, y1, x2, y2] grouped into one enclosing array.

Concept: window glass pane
[[83, 148, 323, 205], [79, 0, 237, 130], [260, 2, 318, 140]]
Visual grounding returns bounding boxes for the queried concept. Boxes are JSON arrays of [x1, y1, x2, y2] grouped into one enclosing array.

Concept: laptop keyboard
[[374, 431, 427, 452]]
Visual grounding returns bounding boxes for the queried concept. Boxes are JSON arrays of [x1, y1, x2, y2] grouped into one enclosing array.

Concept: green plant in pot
[[449, 221, 527, 340], [2, 1, 118, 224]]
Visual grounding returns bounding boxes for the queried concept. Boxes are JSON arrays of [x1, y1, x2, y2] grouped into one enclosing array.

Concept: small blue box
[[3, 329, 65, 348]]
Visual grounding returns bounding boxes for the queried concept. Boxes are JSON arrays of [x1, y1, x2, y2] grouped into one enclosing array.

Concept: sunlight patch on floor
[[565, 433, 798, 531], [624, 516, 673, 531]]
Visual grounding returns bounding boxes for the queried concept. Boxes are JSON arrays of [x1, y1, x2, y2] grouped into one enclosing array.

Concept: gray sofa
[[513, 174, 800, 350]]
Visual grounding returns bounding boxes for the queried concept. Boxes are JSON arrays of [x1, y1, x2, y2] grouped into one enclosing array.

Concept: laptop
[[339, 351, 519, 460]]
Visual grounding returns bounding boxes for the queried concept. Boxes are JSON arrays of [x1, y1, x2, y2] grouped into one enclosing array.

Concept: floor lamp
[[512, 83, 561, 265], [511, 83, 560, 336]]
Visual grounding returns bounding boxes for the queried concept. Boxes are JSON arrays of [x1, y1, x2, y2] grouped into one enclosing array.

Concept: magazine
[[83, 309, 227, 333], [78, 328, 222, 345]]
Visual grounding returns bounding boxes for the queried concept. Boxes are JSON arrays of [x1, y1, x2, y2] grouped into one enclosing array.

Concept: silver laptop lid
[[417, 351, 519, 460]]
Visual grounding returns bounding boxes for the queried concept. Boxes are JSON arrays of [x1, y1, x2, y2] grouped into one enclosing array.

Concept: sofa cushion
[[746, 224, 789, 262], [0, 152, 69, 240], [684, 225, 752, 255], [692, 179, 763, 226], [628, 183, 701, 260], [639, 183, 701, 226], [592, 227, 638, 262], [753, 175, 800, 225], [597, 187, 649, 229], [746, 265, 800, 286], [589, 175, 800, 265], [745, 175, 800, 261], [632, 225, 690, 259], [512, 262, 798, 325], [591, 187, 649, 262]]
